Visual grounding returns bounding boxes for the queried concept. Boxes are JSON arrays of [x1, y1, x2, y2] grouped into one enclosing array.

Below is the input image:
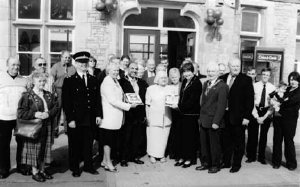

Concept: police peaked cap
[[72, 51, 91, 63]]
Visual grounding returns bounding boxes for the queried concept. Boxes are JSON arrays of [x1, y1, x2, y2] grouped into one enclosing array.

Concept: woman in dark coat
[[18, 72, 58, 182], [174, 62, 202, 168], [87, 56, 101, 77], [272, 71, 300, 171]]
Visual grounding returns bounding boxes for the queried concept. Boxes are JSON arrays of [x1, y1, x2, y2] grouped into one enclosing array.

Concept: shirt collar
[[77, 71, 87, 78]]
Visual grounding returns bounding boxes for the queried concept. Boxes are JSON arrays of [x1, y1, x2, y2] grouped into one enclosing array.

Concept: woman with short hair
[[18, 72, 58, 182]]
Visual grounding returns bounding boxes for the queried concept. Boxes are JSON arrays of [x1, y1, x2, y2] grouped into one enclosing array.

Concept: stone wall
[[0, 0, 11, 71]]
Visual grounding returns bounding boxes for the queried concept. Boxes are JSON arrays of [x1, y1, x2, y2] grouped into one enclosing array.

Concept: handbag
[[14, 94, 43, 139]]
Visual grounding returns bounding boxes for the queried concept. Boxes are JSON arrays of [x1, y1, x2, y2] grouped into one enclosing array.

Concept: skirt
[[147, 126, 170, 158], [99, 128, 119, 149], [21, 120, 52, 167]]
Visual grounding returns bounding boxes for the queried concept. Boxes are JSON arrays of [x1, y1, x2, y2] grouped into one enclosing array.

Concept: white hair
[[105, 62, 119, 75], [206, 62, 219, 72], [154, 71, 168, 84]]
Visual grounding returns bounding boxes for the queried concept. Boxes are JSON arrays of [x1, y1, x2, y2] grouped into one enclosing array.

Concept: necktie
[[205, 81, 211, 95], [228, 76, 235, 89], [259, 84, 266, 107], [82, 74, 86, 86]]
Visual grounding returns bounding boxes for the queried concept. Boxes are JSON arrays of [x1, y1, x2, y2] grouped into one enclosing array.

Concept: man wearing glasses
[[50, 50, 76, 137]]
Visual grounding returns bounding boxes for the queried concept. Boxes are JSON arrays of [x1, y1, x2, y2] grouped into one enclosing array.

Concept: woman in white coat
[[146, 71, 172, 163], [99, 62, 137, 172]]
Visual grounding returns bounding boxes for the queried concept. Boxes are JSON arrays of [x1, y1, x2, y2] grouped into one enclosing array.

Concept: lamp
[[204, 9, 224, 41], [96, 0, 118, 20]]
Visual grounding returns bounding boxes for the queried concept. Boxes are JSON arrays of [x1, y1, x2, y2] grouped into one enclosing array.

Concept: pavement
[[0, 126, 299, 187]]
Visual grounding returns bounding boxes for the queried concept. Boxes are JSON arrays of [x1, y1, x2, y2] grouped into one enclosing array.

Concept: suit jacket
[[219, 73, 254, 125], [62, 72, 102, 126], [200, 79, 228, 128], [178, 75, 202, 115], [119, 76, 148, 124], [142, 71, 155, 85], [100, 76, 131, 130]]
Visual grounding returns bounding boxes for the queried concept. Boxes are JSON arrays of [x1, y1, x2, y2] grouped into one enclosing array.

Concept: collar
[[7, 71, 18, 79], [208, 77, 218, 85], [77, 71, 87, 78]]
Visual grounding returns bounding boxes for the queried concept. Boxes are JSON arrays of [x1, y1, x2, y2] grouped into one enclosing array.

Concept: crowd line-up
[[0, 50, 299, 183]]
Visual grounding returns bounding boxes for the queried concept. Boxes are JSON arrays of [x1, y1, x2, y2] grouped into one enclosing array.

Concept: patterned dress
[[17, 90, 58, 167]]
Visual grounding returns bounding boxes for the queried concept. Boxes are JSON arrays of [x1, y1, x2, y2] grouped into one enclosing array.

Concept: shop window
[[124, 8, 158, 27], [14, 0, 75, 76], [50, 0, 73, 21], [163, 9, 195, 29], [241, 10, 261, 34], [17, 0, 41, 20], [17, 28, 42, 75], [49, 28, 74, 66]]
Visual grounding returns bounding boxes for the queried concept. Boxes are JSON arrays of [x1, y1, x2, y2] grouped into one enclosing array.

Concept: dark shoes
[[273, 165, 280, 169], [220, 163, 231, 169], [72, 170, 81, 177], [32, 173, 46, 182], [245, 158, 256, 163], [17, 167, 31, 176], [174, 161, 184, 167], [84, 169, 99, 175], [287, 166, 297, 171], [120, 160, 129, 167], [131, 159, 144, 165], [208, 167, 220, 174], [182, 161, 194, 168], [40, 171, 53, 180], [229, 166, 241, 173], [257, 158, 267, 165], [195, 165, 209, 171], [0, 172, 9, 179]]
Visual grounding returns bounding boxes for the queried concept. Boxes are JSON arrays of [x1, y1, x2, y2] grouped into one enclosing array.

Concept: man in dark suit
[[219, 58, 254, 173], [118, 62, 148, 167], [62, 51, 102, 177], [142, 59, 156, 84], [196, 63, 228, 174]]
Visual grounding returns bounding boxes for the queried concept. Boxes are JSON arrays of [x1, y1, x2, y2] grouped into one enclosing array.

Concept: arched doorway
[[123, 7, 197, 68]]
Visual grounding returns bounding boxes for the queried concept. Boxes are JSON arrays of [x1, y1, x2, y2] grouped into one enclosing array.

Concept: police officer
[[62, 51, 102, 177]]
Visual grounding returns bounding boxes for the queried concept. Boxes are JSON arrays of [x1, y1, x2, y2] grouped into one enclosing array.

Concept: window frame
[[16, 26, 43, 55], [241, 9, 261, 35], [48, 0, 75, 23], [16, 0, 43, 22]]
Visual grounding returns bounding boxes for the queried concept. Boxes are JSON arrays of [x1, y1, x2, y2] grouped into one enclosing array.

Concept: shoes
[[17, 167, 31, 176], [0, 172, 9, 179], [169, 154, 175, 159], [220, 163, 231, 169], [273, 165, 280, 169], [72, 170, 81, 177], [257, 158, 267, 165], [54, 128, 59, 138], [182, 161, 193, 168], [229, 166, 241, 173], [131, 159, 144, 165], [287, 166, 297, 171], [100, 162, 106, 168], [40, 171, 53, 180], [32, 173, 46, 182], [84, 169, 99, 175], [120, 160, 128, 167], [245, 158, 256, 163], [104, 166, 119, 173], [160, 157, 167, 163], [195, 165, 209, 171], [150, 157, 156, 164], [208, 167, 220, 174], [174, 160, 184, 167]]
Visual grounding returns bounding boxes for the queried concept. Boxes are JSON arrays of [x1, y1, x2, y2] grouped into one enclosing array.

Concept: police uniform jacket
[[62, 72, 102, 126]]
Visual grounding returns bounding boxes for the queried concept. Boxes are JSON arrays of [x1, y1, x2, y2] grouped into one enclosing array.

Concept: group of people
[[0, 50, 299, 183]]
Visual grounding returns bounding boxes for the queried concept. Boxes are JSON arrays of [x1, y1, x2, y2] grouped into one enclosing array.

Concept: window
[[295, 11, 300, 62], [14, 0, 75, 76], [241, 10, 261, 34]]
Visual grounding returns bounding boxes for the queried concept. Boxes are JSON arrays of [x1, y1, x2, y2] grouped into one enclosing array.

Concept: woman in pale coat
[[99, 62, 137, 172], [146, 71, 172, 163]]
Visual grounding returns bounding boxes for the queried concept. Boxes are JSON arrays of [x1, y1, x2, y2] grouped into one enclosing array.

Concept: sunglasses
[[64, 57, 71, 59], [38, 63, 47, 67]]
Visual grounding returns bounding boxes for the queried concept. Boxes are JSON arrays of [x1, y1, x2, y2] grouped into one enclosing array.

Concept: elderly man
[[50, 50, 76, 136], [142, 59, 156, 84], [196, 63, 228, 174], [62, 51, 102, 177], [219, 58, 254, 173], [246, 68, 275, 165], [119, 62, 148, 167], [218, 63, 226, 76], [0, 57, 27, 179]]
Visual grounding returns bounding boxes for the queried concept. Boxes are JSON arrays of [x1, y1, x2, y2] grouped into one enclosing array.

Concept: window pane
[[19, 53, 41, 76], [124, 8, 158, 27], [51, 0, 73, 20], [50, 54, 61, 67], [18, 29, 41, 52], [129, 35, 155, 60], [297, 12, 300, 35], [18, 0, 41, 19], [163, 9, 195, 29], [296, 41, 300, 62], [241, 12, 259, 33], [50, 29, 73, 53]]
